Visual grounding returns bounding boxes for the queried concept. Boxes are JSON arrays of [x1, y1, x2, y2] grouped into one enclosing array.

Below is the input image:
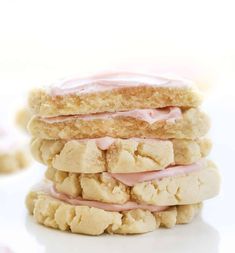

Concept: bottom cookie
[[26, 191, 201, 235]]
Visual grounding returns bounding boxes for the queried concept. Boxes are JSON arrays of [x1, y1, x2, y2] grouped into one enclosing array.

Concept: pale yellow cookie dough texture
[[26, 73, 220, 235], [0, 149, 29, 173], [15, 107, 32, 132], [0, 107, 32, 173], [26, 191, 202, 235], [31, 137, 212, 173], [29, 84, 202, 117], [0, 128, 30, 173], [45, 160, 220, 205], [28, 108, 210, 140]]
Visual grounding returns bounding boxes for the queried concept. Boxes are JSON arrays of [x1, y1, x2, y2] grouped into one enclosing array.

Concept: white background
[[0, 1, 235, 253]]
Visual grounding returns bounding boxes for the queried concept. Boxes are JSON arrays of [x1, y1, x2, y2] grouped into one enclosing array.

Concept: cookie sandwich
[[26, 72, 220, 235]]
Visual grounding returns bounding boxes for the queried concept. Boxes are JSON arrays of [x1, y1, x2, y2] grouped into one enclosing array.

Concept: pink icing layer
[[50, 71, 193, 96], [32, 160, 205, 212], [105, 160, 206, 186], [51, 187, 168, 212], [42, 107, 182, 125], [33, 181, 168, 212]]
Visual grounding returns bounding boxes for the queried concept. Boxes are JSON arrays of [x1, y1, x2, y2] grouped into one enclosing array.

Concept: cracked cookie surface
[[31, 137, 211, 173], [45, 160, 220, 205], [26, 191, 202, 235]]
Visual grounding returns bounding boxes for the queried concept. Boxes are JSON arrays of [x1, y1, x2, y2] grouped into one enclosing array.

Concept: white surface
[[0, 86, 235, 253]]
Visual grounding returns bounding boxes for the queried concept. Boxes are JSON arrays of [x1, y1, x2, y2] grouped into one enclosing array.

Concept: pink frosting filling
[[32, 160, 205, 212], [95, 136, 117, 150], [50, 71, 193, 96], [32, 181, 168, 212], [42, 107, 182, 125], [51, 187, 168, 212], [105, 159, 206, 186]]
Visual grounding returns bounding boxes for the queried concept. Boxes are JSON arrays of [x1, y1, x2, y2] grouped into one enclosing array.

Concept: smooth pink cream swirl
[[50, 71, 193, 96], [105, 159, 205, 186]]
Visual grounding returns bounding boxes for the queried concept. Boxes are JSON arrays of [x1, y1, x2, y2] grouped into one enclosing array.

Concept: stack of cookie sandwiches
[[26, 72, 220, 235]]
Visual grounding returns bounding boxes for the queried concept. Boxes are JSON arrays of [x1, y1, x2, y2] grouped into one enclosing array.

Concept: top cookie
[[29, 72, 202, 117]]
